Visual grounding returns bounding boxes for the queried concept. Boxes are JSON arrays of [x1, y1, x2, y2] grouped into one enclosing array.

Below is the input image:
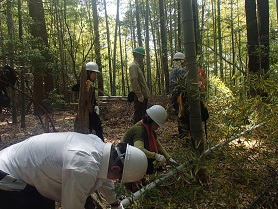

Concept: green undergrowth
[[124, 76, 278, 209]]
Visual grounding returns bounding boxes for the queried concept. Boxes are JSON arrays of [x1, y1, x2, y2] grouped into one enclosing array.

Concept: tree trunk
[[119, 23, 125, 95], [145, 0, 152, 92], [181, 0, 207, 183], [6, 0, 17, 125], [112, 0, 120, 96], [18, 0, 25, 128], [192, 0, 200, 55], [230, 0, 236, 86], [28, 0, 53, 115], [103, 0, 113, 95], [159, 0, 169, 94], [257, 0, 269, 75], [245, 0, 260, 74], [217, 0, 224, 79], [74, 65, 91, 134], [92, 0, 104, 96], [135, 0, 143, 46], [181, 0, 204, 155]]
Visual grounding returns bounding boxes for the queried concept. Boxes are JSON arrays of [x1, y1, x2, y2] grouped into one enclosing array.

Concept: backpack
[[127, 91, 135, 103], [0, 65, 18, 87], [200, 100, 209, 122], [0, 92, 11, 107]]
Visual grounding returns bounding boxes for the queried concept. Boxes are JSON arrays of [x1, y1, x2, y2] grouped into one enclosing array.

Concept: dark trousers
[[171, 95, 190, 142], [89, 111, 104, 141], [0, 185, 55, 209], [133, 96, 148, 124]]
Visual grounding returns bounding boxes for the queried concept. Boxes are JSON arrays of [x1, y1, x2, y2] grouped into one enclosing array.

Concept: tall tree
[[181, 0, 207, 183], [159, 0, 169, 94], [18, 0, 26, 128], [245, 0, 260, 74], [119, 22, 126, 95], [257, 0, 269, 75], [28, 0, 53, 115], [6, 0, 17, 124], [92, 0, 104, 96], [135, 0, 143, 46], [217, 0, 224, 79], [181, 0, 204, 154], [112, 0, 120, 96], [145, 0, 152, 91], [192, 0, 200, 54], [230, 0, 236, 85], [103, 0, 113, 95]]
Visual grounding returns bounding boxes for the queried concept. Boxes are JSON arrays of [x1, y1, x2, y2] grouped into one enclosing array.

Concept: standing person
[[169, 52, 189, 139], [0, 65, 17, 122], [121, 105, 178, 176], [128, 46, 150, 124], [72, 62, 104, 140], [0, 132, 148, 209], [169, 54, 209, 143], [0, 85, 7, 122]]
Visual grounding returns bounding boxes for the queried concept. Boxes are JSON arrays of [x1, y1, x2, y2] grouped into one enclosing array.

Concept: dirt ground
[[0, 95, 179, 208], [1, 95, 277, 209], [0, 95, 177, 149]]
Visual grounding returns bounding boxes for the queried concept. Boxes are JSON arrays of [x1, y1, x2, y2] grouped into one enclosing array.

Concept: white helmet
[[86, 62, 100, 73], [146, 105, 167, 128], [173, 52, 185, 60], [121, 144, 148, 183]]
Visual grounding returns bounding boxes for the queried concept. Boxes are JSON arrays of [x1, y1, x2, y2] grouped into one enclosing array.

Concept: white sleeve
[[61, 169, 97, 209], [61, 149, 100, 209], [99, 180, 118, 204]]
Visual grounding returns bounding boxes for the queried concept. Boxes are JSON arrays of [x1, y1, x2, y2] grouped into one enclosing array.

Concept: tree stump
[[74, 65, 94, 133]]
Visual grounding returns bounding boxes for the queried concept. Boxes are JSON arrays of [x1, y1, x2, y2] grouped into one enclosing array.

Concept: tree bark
[[245, 0, 260, 74], [145, 0, 152, 92], [103, 0, 113, 95], [92, 0, 104, 96], [74, 65, 92, 134], [181, 0, 207, 183], [28, 0, 53, 115], [257, 0, 269, 75], [159, 0, 169, 94]]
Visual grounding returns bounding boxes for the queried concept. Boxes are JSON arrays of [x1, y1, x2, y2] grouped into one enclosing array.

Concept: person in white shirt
[[0, 132, 148, 209]]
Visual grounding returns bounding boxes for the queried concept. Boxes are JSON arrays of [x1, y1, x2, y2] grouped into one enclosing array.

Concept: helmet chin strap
[[109, 146, 125, 177]]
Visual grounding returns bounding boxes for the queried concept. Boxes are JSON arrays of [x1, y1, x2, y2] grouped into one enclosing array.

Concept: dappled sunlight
[[209, 74, 234, 100], [231, 136, 261, 149]]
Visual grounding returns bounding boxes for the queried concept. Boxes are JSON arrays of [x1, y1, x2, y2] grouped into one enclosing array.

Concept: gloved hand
[[110, 202, 124, 209], [94, 106, 100, 115], [154, 153, 166, 166], [138, 96, 144, 102], [168, 157, 179, 166]]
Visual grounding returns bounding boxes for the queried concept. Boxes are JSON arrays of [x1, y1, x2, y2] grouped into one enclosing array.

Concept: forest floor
[[0, 95, 277, 209]]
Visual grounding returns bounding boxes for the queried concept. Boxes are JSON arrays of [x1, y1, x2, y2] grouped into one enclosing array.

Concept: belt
[[0, 169, 27, 191], [0, 169, 8, 181]]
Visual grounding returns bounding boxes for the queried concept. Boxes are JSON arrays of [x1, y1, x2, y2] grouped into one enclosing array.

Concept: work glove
[[154, 153, 166, 167], [94, 106, 100, 115], [168, 157, 179, 166], [138, 96, 144, 102], [110, 202, 124, 209]]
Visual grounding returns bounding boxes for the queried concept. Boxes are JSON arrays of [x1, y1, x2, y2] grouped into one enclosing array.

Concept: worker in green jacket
[[121, 105, 178, 175]]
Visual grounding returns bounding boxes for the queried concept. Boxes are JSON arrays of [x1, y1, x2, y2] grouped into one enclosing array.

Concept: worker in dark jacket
[[72, 62, 104, 140]]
